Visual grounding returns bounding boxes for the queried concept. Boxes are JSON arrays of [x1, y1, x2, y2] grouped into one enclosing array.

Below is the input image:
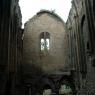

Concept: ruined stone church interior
[[0, 0, 95, 95]]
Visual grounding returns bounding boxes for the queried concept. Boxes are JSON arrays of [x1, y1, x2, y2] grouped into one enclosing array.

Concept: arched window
[[40, 32, 50, 51]]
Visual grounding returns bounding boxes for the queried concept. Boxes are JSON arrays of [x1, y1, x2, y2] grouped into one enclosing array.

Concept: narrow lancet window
[[40, 32, 50, 51]]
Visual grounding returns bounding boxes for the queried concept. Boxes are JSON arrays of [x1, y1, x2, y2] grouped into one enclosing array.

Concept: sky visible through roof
[[19, 0, 72, 28]]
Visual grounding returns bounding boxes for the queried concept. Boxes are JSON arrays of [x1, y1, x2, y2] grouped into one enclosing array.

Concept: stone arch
[[59, 75, 76, 95], [80, 15, 87, 78], [42, 85, 52, 95], [40, 32, 50, 38], [36, 76, 55, 95]]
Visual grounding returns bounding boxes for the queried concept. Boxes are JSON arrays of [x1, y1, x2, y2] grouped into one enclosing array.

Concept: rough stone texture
[[23, 10, 69, 73], [22, 10, 75, 95], [1, 0, 95, 95], [66, 0, 95, 94], [0, 0, 22, 95]]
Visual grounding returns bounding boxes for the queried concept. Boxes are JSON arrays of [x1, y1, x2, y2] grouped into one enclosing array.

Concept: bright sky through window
[[41, 38, 50, 51], [19, 0, 72, 28], [41, 39, 45, 51]]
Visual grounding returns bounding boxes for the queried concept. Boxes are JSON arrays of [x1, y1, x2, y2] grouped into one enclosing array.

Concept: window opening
[[40, 32, 50, 51]]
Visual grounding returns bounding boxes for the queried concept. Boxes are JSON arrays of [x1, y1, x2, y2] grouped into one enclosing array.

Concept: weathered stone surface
[[0, 0, 22, 95], [22, 10, 74, 95], [23, 10, 69, 73], [66, 0, 95, 94]]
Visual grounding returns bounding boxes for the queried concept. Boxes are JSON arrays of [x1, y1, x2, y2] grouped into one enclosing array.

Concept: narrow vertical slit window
[[41, 38, 45, 50], [46, 38, 50, 50], [40, 32, 50, 51]]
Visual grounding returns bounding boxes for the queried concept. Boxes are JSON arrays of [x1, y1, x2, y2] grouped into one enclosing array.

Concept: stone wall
[[22, 10, 74, 95], [66, 0, 95, 94], [0, 0, 22, 95], [23, 10, 69, 74]]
